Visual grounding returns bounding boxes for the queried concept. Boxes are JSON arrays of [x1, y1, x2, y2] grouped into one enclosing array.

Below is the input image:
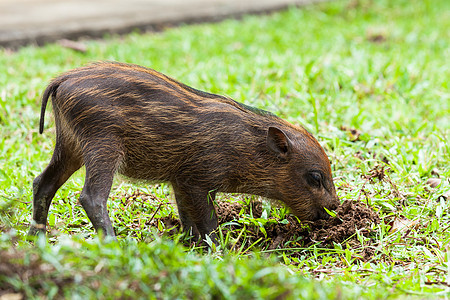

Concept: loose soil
[[156, 198, 380, 253]]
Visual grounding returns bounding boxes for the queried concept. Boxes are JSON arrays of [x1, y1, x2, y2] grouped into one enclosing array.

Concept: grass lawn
[[1, 0, 449, 298]]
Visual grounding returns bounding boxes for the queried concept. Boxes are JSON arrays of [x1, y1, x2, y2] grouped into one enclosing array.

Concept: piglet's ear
[[267, 127, 291, 157]]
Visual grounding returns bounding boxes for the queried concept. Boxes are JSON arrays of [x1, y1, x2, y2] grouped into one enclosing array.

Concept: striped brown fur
[[30, 61, 339, 242]]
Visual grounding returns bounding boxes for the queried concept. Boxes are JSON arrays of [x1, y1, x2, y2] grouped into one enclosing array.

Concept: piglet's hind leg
[[29, 139, 82, 236]]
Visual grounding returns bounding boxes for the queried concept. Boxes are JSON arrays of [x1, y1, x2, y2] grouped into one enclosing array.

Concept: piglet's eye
[[307, 171, 322, 188]]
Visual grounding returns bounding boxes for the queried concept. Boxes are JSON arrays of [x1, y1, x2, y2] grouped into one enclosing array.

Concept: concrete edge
[[1, 1, 327, 49]]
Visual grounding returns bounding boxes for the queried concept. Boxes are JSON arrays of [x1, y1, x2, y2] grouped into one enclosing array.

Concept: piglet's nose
[[317, 207, 331, 220], [321, 211, 331, 220]]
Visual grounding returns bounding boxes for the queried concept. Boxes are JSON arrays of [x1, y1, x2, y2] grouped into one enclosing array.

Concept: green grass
[[1, 0, 449, 298]]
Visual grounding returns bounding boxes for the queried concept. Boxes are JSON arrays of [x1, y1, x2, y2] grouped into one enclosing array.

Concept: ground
[[0, 0, 449, 298]]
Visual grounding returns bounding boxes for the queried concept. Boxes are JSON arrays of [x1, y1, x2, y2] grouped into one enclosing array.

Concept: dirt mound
[[307, 199, 380, 244], [156, 199, 380, 251]]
